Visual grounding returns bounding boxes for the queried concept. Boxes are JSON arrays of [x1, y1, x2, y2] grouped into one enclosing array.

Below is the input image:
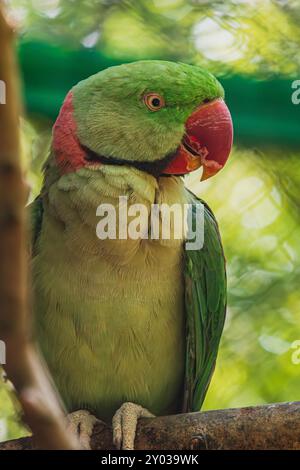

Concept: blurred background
[[1, 0, 300, 442]]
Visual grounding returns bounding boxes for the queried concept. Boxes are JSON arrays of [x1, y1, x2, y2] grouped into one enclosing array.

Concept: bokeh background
[[1, 0, 300, 442]]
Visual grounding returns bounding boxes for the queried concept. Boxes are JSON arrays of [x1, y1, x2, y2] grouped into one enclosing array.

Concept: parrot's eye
[[143, 93, 165, 111]]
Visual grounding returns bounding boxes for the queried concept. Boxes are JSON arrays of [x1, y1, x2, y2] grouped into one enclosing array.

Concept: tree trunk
[[0, 402, 299, 450], [0, 3, 79, 450]]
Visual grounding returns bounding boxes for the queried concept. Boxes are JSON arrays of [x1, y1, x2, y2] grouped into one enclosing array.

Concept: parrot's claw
[[67, 409, 98, 450], [112, 402, 154, 450]]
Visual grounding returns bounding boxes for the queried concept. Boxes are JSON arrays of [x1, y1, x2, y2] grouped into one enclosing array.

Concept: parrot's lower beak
[[163, 98, 233, 180]]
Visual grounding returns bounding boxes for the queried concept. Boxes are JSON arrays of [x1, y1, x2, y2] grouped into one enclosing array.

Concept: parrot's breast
[[33, 167, 188, 420]]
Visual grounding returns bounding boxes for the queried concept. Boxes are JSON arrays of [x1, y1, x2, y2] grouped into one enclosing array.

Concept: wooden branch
[[0, 3, 79, 450], [0, 402, 299, 450]]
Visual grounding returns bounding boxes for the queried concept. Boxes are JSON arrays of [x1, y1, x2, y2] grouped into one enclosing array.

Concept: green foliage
[[8, 0, 300, 74], [1, 0, 300, 442], [0, 375, 28, 441]]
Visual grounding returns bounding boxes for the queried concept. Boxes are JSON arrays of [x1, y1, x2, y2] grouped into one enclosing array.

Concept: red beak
[[163, 99, 233, 180]]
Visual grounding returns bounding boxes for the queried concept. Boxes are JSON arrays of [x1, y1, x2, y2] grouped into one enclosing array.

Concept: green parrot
[[30, 60, 232, 449]]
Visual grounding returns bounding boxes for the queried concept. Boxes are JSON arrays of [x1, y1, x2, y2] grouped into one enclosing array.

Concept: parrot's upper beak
[[163, 98, 233, 180]]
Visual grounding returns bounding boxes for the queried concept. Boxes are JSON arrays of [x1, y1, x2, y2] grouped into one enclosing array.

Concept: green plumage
[[30, 60, 227, 421], [184, 195, 226, 411]]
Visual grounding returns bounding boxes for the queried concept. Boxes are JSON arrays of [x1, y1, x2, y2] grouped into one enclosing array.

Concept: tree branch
[[0, 402, 299, 450], [0, 3, 79, 450]]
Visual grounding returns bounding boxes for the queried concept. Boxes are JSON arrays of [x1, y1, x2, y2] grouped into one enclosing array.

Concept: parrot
[[29, 60, 233, 450]]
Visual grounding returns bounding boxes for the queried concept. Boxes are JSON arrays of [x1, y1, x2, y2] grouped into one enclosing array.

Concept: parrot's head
[[51, 60, 233, 181]]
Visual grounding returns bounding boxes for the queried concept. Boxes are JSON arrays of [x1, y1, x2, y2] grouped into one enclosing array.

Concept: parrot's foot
[[112, 402, 154, 450], [67, 410, 98, 450]]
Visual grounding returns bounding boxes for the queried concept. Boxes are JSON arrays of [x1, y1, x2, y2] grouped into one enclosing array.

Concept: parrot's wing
[[28, 196, 44, 256], [183, 192, 227, 412]]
